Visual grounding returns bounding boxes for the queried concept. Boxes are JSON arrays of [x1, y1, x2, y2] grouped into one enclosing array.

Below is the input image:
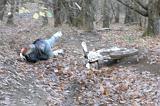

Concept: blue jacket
[[24, 31, 62, 63]]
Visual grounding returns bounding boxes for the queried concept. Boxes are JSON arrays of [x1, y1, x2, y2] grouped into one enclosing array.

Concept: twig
[[74, 2, 82, 10]]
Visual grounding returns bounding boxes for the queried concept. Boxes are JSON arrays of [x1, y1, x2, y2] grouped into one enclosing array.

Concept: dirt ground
[[0, 19, 160, 106]]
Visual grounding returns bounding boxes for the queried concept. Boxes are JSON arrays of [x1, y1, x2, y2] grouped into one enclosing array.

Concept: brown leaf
[[100, 84, 105, 94], [115, 83, 129, 92], [100, 84, 109, 96]]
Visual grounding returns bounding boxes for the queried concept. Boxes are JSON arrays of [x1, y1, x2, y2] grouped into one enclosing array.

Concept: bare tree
[[115, 2, 120, 23], [110, 0, 121, 23], [64, 0, 81, 27], [53, 0, 94, 31], [0, 0, 7, 21], [103, 0, 110, 28], [124, 1, 138, 24], [41, 0, 49, 26], [80, 0, 94, 31], [7, 0, 16, 25], [52, 0, 63, 27], [116, 0, 160, 36]]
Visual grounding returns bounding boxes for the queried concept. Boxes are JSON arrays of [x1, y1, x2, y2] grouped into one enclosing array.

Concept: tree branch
[[110, 1, 116, 17], [116, 0, 148, 17], [133, 0, 148, 10]]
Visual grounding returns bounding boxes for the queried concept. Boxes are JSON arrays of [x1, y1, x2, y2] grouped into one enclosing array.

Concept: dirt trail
[[0, 21, 160, 105]]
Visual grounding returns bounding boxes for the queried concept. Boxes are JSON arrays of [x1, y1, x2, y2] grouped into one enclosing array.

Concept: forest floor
[[0, 19, 160, 106]]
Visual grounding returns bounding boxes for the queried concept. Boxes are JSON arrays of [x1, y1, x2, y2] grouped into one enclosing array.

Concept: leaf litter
[[0, 21, 160, 106]]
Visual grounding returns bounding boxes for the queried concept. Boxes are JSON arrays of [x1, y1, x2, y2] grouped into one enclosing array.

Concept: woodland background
[[0, 0, 160, 106]]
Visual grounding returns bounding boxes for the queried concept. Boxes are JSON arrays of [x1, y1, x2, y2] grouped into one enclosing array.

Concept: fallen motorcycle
[[81, 42, 139, 69]]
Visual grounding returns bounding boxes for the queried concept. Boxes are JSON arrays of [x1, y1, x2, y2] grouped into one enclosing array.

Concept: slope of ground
[[0, 20, 160, 106]]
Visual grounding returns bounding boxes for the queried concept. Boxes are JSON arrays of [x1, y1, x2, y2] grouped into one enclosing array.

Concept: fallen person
[[20, 31, 64, 63]]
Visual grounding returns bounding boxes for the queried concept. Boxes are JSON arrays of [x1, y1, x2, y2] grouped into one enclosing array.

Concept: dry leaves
[[0, 21, 160, 106]]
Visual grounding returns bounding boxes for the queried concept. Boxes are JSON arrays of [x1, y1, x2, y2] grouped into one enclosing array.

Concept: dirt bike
[[81, 42, 139, 69]]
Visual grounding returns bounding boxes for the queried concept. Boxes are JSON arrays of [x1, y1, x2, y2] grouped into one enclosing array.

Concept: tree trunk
[[68, 0, 94, 31], [103, 0, 110, 28], [124, 8, 133, 24], [124, 0, 139, 24], [7, 0, 15, 25], [144, 0, 160, 36], [81, 0, 94, 31], [65, 1, 77, 26], [115, 3, 120, 23], [42, 0, 48, 26], [53, 0, 94, 30], [53, 0, 62, 27], [116, 0, 160, 36], [0, 0, 7, 21]]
